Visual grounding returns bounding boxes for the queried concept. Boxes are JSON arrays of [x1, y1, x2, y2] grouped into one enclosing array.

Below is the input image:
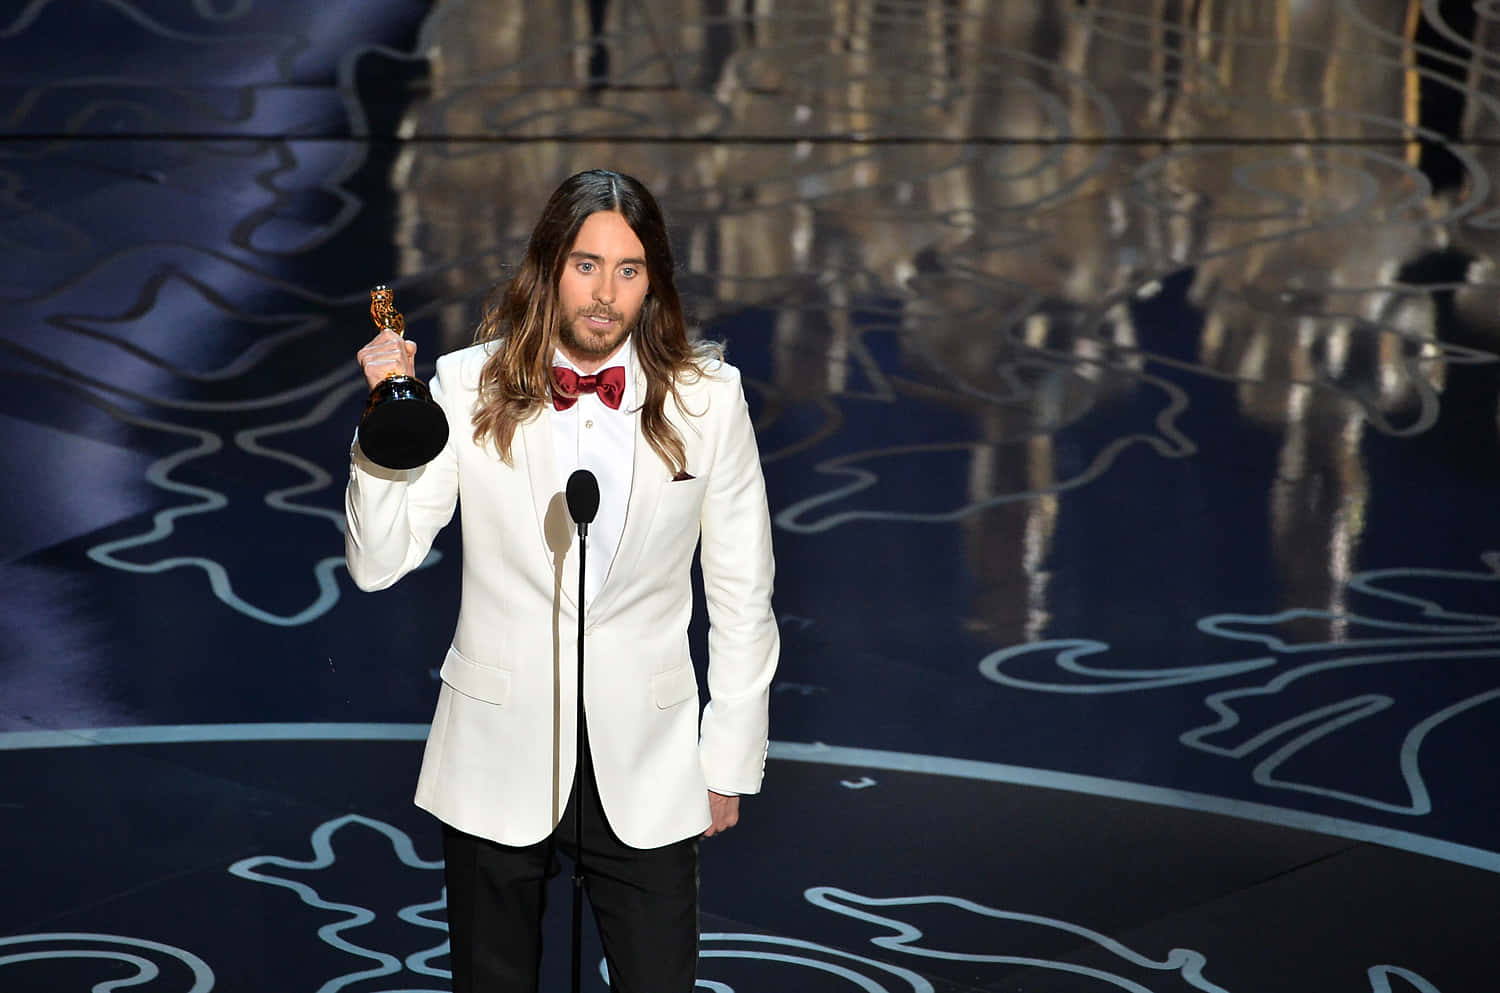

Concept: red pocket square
[[672, 470, 695, 482]]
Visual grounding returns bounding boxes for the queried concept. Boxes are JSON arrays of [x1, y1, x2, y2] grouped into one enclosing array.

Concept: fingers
[[356, 331, 417, 389]]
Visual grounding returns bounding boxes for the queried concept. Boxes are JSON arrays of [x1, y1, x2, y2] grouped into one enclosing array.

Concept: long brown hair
[[470, 169, 719, 475]]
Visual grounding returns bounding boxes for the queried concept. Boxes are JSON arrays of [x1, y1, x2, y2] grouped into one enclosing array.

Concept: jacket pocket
[[440, 645, 512, 705], [651, 662, 699, 709], [656, 474, 707, 526]]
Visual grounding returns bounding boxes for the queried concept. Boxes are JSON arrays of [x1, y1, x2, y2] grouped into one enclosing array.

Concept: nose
[[594, 272, 615, 305]]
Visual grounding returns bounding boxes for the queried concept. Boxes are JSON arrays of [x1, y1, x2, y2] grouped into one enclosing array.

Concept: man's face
[[556, 210, 650, 371]]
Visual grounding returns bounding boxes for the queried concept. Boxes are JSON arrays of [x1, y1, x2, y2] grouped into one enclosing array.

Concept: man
[[345, 169, 779, 992]]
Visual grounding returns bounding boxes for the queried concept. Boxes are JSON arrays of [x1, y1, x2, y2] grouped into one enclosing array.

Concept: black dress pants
[[441, 744, 699, 993]]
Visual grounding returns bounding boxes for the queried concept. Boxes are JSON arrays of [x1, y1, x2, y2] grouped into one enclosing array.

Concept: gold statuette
[[370, 284, 406, 340]]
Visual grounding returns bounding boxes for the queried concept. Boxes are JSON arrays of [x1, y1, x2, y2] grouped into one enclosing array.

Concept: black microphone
[[566, 469, 599, 536]]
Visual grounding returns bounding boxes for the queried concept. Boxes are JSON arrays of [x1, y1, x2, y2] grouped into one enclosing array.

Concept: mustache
[[577, 306, 624, 322]]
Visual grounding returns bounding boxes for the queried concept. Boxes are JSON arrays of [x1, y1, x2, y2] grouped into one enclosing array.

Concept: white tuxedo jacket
[[345, 341, 779, 849]]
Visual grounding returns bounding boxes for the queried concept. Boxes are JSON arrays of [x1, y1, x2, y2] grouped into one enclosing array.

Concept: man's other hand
[[703, 791, 739, 837]]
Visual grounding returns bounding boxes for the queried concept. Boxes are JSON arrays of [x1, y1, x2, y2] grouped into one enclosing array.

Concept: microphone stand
[[571, 515, 587, 993], [565, 468, 598, 993]]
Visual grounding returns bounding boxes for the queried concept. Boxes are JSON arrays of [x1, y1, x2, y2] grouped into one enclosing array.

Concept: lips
[[580, 309, 621, 327]]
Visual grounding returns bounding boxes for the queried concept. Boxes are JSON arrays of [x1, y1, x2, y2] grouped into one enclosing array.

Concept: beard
[[560, 305, 638, 359]]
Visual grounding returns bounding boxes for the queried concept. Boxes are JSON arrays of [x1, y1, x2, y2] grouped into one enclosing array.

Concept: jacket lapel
[[588, 350, 667, 620], [518, 406, 579, 610]]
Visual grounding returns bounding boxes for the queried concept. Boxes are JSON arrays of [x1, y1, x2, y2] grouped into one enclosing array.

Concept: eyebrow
[[569, 251, 647, 267]]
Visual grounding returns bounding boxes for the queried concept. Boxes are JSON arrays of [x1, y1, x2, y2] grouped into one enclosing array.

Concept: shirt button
[[585, 419, 594, 429]]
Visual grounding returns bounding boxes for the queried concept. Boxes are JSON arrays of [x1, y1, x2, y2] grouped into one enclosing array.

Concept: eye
[[577, 260, 595, 273], [620, 266, 638, 278]]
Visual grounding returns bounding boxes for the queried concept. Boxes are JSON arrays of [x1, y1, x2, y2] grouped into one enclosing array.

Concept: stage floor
[[2, 2, 1498, 991]]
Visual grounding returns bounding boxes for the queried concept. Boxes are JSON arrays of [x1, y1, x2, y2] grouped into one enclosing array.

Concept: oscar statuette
[[358, 285, 449, 469]]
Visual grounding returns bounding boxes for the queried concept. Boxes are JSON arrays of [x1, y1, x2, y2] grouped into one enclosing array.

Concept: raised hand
[[356, 329, 417, 390]]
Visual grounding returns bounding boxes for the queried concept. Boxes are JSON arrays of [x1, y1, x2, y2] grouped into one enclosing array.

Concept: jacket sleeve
[[696, 367, 780, 794], [344, 362, 460, 591]]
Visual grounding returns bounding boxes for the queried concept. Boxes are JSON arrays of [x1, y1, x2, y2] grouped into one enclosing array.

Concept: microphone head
[[566, 469, 600, 525]]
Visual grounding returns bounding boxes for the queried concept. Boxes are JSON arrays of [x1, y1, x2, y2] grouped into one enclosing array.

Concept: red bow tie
[[551, 365, 625, 411]]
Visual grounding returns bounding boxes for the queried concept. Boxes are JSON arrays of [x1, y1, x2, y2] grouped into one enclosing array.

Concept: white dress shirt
[[550, 336, 635, 606]]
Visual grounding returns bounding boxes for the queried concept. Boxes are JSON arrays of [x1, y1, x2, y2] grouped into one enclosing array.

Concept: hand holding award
[[355, 285, 449, 469]]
